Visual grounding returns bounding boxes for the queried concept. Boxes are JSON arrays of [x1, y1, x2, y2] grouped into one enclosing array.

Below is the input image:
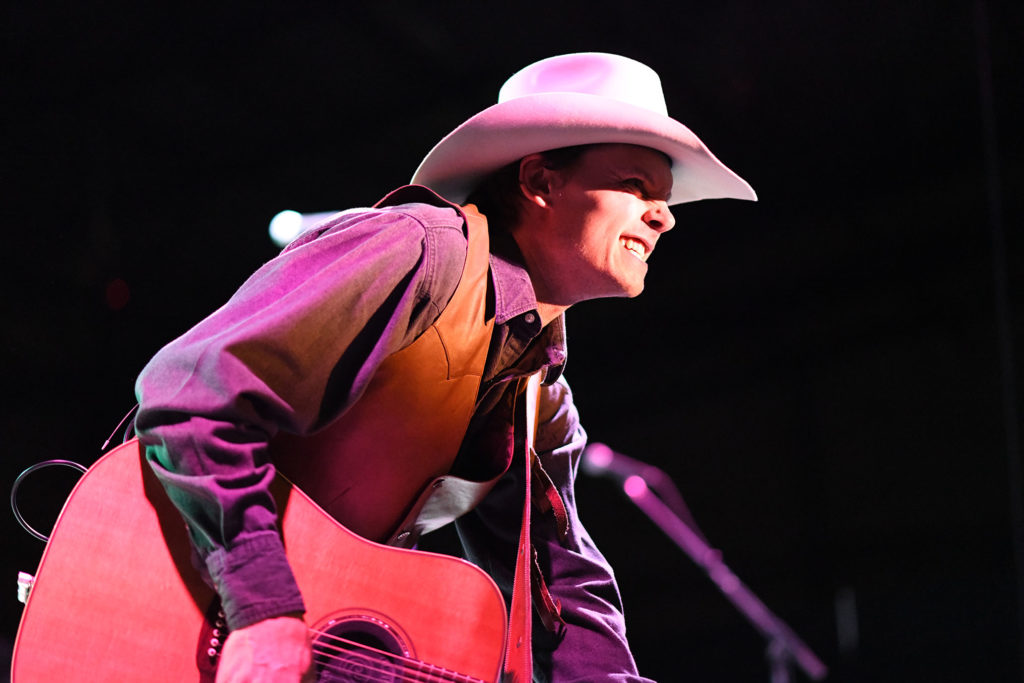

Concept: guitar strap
[[504, 371, 568, 682], [503, 371, 541, 683]]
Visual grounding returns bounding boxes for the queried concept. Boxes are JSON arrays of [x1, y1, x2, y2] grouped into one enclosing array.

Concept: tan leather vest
[[271, 203, 495, 544]]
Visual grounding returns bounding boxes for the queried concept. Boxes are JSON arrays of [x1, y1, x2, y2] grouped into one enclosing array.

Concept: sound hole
[[313, 615, 410, 682]]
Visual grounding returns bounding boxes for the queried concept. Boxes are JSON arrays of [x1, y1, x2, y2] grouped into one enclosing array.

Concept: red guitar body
[[11, 439, 507, 682]]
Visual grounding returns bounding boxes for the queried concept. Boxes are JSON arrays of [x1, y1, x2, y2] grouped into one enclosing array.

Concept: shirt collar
[[538, 315, 568, 384], [488, 249, 541, 325]]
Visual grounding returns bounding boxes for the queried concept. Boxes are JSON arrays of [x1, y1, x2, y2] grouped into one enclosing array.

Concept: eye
[[622, 178, 647, 194]]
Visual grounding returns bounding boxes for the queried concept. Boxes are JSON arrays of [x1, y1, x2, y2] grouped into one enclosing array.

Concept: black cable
[[10, 460, 88, 543]]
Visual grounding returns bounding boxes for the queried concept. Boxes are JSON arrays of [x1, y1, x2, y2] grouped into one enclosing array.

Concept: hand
[[215, 614, 315, 683]]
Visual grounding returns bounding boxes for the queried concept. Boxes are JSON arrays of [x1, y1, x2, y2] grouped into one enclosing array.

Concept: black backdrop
[[4, 1, 1023, 681]]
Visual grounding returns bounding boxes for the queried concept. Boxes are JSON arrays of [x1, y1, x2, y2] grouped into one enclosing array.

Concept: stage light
[[269, 210, 303, 246], [268, 210, 339, 247]]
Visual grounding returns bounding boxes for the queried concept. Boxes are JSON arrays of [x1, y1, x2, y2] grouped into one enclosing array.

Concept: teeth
[[622, 237, 647, 261]]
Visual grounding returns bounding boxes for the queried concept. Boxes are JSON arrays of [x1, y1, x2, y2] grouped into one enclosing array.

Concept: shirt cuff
[[205, 530, 307, 630]]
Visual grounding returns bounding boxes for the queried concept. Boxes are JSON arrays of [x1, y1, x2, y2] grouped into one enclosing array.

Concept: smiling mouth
[[622, 237, 649, 262]]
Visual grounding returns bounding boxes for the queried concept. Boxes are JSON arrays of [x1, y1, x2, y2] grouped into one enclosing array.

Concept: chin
[[618, 276, 643, 296], [618, 280, 646, 298]]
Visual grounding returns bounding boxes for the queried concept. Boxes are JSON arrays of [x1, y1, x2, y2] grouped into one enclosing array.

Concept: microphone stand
[[587, 447, 828, 682]]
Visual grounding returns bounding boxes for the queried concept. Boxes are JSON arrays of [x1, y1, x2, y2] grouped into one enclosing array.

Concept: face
[[514, 143, 676, 306]]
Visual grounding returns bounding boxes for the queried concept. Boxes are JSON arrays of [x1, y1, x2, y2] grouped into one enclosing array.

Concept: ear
[[517, 153, 564, 209]]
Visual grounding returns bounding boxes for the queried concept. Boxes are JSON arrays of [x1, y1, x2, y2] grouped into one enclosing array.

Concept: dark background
[[3, 1, 1022, 681]]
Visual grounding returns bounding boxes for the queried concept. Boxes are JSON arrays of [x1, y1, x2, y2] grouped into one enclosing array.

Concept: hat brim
[[411, 92, 757, 206]]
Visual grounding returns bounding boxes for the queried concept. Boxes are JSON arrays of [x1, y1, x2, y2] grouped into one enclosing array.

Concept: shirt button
[[524, 312, 536, 324]]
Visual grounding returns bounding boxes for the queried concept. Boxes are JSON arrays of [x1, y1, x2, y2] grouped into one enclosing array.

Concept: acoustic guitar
[[11, 439, 507, 682]]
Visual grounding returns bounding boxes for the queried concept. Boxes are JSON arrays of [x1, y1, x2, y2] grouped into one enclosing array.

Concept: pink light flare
[[623, 475, 648, 500]]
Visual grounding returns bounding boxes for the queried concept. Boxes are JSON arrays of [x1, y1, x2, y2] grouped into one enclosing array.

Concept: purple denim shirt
[[135, 186, 653, 682]]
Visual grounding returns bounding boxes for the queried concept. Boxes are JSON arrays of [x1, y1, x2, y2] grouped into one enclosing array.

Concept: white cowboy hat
[[411, 52, 756, 206]]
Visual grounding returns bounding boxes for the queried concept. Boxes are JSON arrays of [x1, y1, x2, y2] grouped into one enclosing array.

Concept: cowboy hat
[[411, 52, 756, 206]]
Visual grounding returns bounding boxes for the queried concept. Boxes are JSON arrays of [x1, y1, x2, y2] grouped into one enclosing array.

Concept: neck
[[493, 223, 571, 327]]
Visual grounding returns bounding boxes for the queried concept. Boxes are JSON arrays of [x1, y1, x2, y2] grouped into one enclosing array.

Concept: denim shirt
[[135, 186, 652, 682]]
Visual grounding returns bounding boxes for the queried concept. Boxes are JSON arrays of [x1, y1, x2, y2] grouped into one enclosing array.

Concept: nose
[[643, 201, 676, 233]]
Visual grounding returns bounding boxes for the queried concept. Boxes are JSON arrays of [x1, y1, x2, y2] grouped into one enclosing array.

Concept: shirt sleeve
[[134, 204, 467, 630], [530, 376, 656, 683]]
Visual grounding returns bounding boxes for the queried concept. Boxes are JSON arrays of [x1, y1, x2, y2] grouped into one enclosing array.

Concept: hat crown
[[497, 52, 668, 116]]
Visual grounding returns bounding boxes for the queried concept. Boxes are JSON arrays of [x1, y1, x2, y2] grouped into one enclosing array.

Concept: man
[[135, 52, 755, 682]]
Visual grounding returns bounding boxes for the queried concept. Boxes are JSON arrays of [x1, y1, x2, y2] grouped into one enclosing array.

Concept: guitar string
[[309, 640, 482, 683], [312, 645, 477, 683], [312, 643, 459, 683], [315, 650, 469, 683], [316, 652, 437, 683], [307, 625, 480, 679], [306, 629, 487, 683]]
